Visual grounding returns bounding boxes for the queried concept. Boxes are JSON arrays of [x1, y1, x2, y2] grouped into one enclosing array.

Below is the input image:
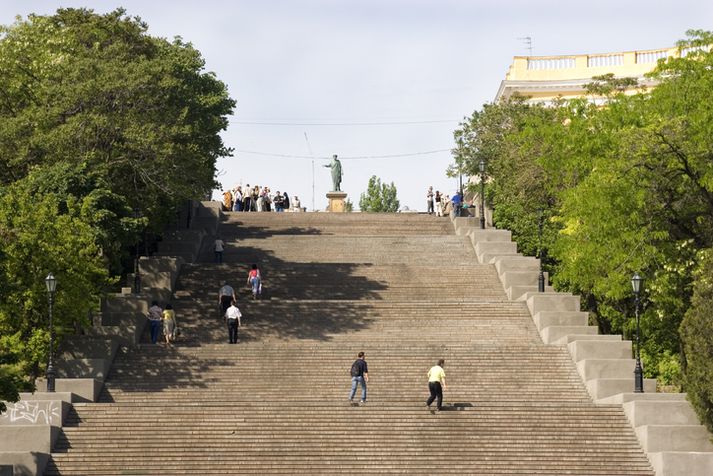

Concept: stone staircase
[[43, 212, 655, 475]]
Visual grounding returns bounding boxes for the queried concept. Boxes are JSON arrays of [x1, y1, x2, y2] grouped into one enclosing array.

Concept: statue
[[323, 154, 343, 192]]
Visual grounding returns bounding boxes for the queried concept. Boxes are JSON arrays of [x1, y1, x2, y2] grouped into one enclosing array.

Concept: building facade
[[494, 46, 688, 104]]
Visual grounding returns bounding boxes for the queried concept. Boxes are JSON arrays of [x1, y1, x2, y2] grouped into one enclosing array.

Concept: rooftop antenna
[[303, 132, 316, 212], [518, 36, 533, 56]]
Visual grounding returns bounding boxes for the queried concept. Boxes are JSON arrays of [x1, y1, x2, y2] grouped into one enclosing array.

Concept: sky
[[2, 1, 712, 211]]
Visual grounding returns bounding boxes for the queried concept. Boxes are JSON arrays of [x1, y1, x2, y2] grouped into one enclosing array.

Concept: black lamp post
[[134, 207, 141, 294], [458, 173, 464, 217], [631, 273, 644, 393], [537, 210, 545, 292], [479, 159, 486, 229], [45, 273, 57, 392]]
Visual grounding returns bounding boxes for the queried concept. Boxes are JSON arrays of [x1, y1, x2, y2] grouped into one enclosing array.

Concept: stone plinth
[[326, 192, 348, 212]]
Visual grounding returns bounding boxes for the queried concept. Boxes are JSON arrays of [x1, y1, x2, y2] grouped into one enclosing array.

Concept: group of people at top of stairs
[[222, 184, 302, 213], [147, 301, 178, 346], [426, 185, 465, 217], [349, 352, 448, 413]]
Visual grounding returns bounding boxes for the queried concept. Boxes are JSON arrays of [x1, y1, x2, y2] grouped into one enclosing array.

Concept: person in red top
[[247, 263, 262, 299]]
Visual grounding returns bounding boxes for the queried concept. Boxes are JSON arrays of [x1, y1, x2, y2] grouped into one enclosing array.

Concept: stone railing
[[452, 215, 713, 476]]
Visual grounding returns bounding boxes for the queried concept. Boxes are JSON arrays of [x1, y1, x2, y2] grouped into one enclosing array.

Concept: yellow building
[[494, 46, 690, 104]]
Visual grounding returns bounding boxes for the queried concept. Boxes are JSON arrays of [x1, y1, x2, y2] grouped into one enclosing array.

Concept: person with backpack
[[348, 351, 369, 405]]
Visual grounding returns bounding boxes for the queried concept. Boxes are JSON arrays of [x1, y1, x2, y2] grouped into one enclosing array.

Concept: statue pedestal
[[326, 192, 348, 213]]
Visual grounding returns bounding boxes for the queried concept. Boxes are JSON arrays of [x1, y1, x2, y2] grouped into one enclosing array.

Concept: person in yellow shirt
[[162, 303, 176, 346], [426, 359, 447, 411]]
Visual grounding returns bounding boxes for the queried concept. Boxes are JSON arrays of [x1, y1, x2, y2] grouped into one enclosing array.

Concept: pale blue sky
[[2, 1, 712, 210]]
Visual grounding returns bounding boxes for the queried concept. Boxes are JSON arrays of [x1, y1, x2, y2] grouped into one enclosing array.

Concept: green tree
[[0, 7, 234, 412], [450, 30, 713, 386], [0, 7, 235, 230], [359, 176, 399, 212], [680, 249, 713, 431], [0, 175, 112, 406]]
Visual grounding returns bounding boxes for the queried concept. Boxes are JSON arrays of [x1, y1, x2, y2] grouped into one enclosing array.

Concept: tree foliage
[[451, 30, 713, 392], [0, 8, 234, 410], [359, 175, 400, 212], [680, 249, 713, 431]]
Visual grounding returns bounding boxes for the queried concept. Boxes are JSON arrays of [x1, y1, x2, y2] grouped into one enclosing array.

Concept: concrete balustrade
[[648, 452, 713, 476], [0, 425, 59, 452], [474, 240, 518, 264], [541, 324, 598, 344], [568, 339, 633, 361], [636, 426, 713, 452], [526, 292, 580, 314], [533, 310, 588, 330], [577, 358, 638, 380], [0, 452, 48, 476]]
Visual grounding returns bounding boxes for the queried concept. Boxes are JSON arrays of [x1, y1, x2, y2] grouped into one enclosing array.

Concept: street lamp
[[538, 210, 545, 292], [134, 207, 141, 294], [479, 160, 486, 229], [631, 273, 644, 393], [45, 273, 57, 392]]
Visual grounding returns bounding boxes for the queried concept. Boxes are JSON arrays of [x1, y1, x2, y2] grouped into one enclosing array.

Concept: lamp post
[[134, 207, 141, 294], [479, 160, 486, 229], [631, 273, 644, 393], [537, 210, 545, 292], [45, 273, 57, 392]]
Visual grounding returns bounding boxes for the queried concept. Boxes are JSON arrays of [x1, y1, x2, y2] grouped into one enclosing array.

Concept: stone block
[[140, 271, 173, 290], [0, 452, 48, 476], [500, 271, 549, 290], [139, 256, 184, 275], [57, 358, 111, 380], [597, 392, 686, 405], [467, 229, 511, 245], [541, 325, 597, 344], [636, 425, 713, 452], [0, 400, 69, 427], [534, 311, 588, 331], [493, 256, 540, 275], [587, 378, 657, 400], [568, 339, 632, 361], [86, 324, 143, 346], [623, 400, 701, 427], [34, 378, 102, 402], [100, 311, 144, 327], [474, 241, 517, 263], [510, 285, 555, 301], [141, 288, 172, 306], [554, 334, 622, 345], [59, 336, 119, 361], [18, 392, 74, 404], [103, 295, 148, 315], [648, 451, 713, 476], [526, 293, 580, 315], [0, 425, 58, 452], [453, 217, 479, 236], [576, 358, 637, 380]]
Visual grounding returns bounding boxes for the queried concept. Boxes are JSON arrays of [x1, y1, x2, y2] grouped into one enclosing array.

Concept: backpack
[[350, 360, 362, 377]]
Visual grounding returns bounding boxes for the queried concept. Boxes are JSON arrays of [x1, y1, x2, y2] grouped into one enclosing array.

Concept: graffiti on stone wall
[[0, 400, 60, 425]]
